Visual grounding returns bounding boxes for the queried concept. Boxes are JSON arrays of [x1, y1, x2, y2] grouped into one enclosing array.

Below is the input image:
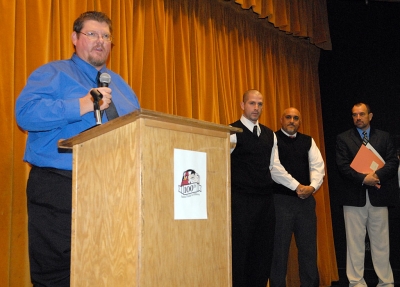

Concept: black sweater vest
[[273, 130, 311, 196], [230, 120, 274, 194]]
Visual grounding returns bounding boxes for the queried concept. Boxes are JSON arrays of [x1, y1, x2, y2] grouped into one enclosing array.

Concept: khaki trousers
[[343, 192, 394, 287]]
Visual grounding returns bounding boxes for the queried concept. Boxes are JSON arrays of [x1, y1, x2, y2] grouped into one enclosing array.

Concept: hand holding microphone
[[80, 72, 118, 124], [91, 87, 113, 109], [89, 72, 114, 125], [94, 72, 113, 109], [98, 72, 119, 120], [90, 88, 102, 125], [90, 86, 112, 125]]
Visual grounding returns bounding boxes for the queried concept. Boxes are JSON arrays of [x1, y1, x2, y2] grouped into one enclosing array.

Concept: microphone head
[[99, 73, 111, 86]]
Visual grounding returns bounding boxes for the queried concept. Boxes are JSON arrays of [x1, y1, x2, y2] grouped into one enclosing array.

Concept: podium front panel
[[70, 116, 232, 286]]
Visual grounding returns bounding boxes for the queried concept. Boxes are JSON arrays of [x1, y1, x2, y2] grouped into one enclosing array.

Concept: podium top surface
[[58, 109, 242, 149]]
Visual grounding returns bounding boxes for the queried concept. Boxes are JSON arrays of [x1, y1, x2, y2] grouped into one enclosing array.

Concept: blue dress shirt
[[16, 53, 140, 170]]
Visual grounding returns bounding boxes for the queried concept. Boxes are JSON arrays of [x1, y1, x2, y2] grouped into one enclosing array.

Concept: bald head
[[280, 107, 301, 135], [242, 89, 262, 103], [240, 89, 263, 124]]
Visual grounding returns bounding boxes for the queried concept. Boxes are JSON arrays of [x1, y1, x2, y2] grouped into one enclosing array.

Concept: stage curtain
[[1, 0, 337, 286], [226, 0, 332, 50]]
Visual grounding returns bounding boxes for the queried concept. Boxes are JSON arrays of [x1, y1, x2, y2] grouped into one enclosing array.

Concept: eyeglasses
[[78, 31, 112, 42]]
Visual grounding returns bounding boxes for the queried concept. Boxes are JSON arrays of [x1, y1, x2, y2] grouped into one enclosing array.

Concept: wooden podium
[[58, 109, 241, 287]]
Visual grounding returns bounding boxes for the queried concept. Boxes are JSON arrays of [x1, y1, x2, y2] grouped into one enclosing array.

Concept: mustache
[[93, 44, 104, 50]]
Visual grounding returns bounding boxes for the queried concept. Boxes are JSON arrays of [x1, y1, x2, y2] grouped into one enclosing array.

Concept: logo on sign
[[178, 169, 202, 196]]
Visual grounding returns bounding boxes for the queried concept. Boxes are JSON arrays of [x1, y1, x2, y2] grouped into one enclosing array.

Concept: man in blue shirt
[[16, 11, 140, 286]]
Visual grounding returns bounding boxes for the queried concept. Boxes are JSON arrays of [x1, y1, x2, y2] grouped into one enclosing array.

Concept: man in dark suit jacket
[[336, 103, 399, 287]]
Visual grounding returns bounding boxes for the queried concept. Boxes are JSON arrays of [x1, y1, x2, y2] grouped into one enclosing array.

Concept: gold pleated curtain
[[1, 0, 337, 286]]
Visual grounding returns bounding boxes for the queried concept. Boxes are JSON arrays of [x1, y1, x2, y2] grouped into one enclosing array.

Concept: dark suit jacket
[[336, 127, 399, 207]]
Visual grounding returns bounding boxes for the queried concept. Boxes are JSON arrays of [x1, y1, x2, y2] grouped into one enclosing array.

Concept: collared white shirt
[[279, 129, 325, 192], [230, 115, 299, 191]]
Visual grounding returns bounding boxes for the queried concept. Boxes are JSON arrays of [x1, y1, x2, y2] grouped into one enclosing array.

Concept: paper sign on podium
[[350, 143, 385, 173]]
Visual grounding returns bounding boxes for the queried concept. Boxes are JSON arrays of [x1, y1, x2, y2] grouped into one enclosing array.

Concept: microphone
[[90, 89, 103, 125], [98, 72, 119, 121], [99, 73, 111, 87], [90, 72, 111, 126]]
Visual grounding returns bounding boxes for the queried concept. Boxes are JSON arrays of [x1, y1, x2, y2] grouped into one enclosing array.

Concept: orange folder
[[350, 144, 385, 173]]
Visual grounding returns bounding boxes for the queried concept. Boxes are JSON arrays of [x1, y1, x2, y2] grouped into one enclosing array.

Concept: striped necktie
[[362, 131, 368, 144]]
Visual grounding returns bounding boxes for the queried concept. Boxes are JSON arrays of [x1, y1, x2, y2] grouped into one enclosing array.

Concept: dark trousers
[[231, 191, 275, 287], [27, 166, 72, 287], [270, 194, 319, 287]]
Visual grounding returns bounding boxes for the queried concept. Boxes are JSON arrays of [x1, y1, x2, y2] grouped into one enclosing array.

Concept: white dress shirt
[[279, 129, 325, 192]]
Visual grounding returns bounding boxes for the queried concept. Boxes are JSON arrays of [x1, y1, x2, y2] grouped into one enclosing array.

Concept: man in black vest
[[270, 107, 325, 287], [230, 91, 308, 287]]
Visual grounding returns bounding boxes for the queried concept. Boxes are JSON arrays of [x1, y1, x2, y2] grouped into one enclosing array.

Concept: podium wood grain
[[62, 110, 238, 286]]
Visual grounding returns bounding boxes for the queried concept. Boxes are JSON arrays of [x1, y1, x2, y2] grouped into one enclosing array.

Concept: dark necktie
[[97, 72, 119, 121], [253, 125, 258, 136], [362, 131, 368, 144]]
